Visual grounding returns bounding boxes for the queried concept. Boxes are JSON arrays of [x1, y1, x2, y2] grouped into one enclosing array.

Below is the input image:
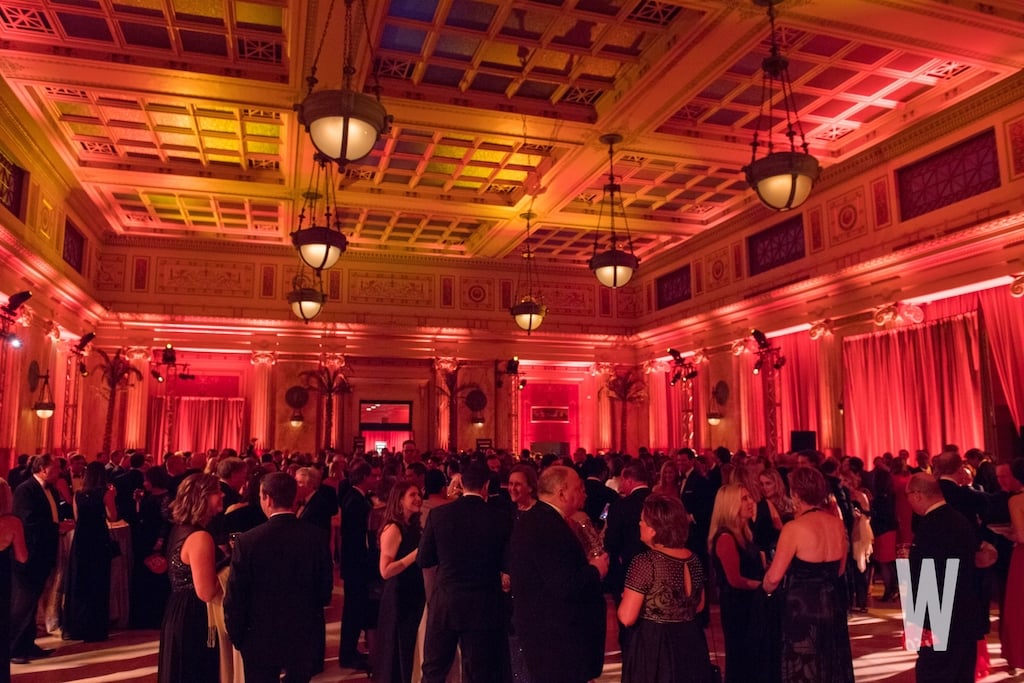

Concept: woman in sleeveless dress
[[618, 494, 711, 683], [764, 467, 854, 683], [158, 473, 224, 683], [709, 483, 773, 683], [374, 479, 425, 683], [62, 462, 117, 641], [0, 478, 28, 683], [1001, 458, 1024, 671]]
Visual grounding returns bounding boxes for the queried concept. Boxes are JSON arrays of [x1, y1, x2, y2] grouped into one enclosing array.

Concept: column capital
[[251, 350, 278, 366], [124, 346, 151, 363]]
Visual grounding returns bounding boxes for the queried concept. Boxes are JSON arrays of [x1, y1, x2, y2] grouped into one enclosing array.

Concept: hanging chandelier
[[287, 268, 326, 324], [510, 211, 548, 334], [292, 153, 349, 272], [33, 370, 55, 419], [589, 133, 639, 288], [296, 0, 390, 165], [743, 0, 820, 211]]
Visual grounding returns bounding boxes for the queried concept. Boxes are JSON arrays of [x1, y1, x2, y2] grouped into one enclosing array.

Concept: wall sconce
[[289, 410, 305, 428], [707, 380, 729, 426], [285, 385, 311, 428], [28, 361, 55, 419], [471, 414, 485, 426]]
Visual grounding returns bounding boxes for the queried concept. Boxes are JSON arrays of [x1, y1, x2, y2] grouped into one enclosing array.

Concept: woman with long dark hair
[[158, 473, 224, 683], [374, 479, 425, 683], [62, 462, 117, 642]]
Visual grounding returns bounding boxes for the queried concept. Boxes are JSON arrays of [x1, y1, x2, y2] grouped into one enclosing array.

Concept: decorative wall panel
[[441, 276, 455, 308], [897, 128, 1000, 221], [460, 277, 494, 311], [95, 254, 125, 291], [827, 187, 868, 247], [747, 215, 805, 277], [1008, 115, 1024, 179], [871, 177, 892, 229], [807, 206, 824, 253], [706, 247, 730, 291], [0, 148, 25, 218], [132, 256, 150, 292], [348, 271, 434, 307], [656, 264, 692, 310], [545, 283, 596, 317], [155, 257, 255, 297], [617, 287, 642, 318], [62, 219, 85, 273], [259, 265, 275, 298]]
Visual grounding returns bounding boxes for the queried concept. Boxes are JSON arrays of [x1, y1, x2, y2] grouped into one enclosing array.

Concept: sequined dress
[[622, 549, 711, 683], [157, 524, 218, 683]]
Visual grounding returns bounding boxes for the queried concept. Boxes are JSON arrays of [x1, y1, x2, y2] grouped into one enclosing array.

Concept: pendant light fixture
[[287, 267, 326, 323], [296, 0, 390, 165], [510, 211, 548, 334], [589, 133, 639, 288], [743, 0, 820, 211], [292, 153, 349, 272], [31, 367, 55, 419]]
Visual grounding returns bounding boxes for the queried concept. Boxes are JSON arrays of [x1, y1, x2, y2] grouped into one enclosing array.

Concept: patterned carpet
[[11, 585, 1024, 683]]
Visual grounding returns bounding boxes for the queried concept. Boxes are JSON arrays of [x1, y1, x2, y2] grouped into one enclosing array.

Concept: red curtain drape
[[842, 312, 983, 459], [776, 330, 822, 451], [148, 397, 245, 455], [978, 287, 1024, 428]]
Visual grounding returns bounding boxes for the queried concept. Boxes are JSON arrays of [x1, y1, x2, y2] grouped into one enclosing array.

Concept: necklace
[[799, 505, 822, 517]]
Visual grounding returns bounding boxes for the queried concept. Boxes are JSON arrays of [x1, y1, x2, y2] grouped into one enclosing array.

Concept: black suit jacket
[[417, 494, 511, 631], [225, 513, 333, 667], [510, 502, 605, 683], [13, 476, 60, 577], [114, 468, 144, 524], [339, 485, 372, 582], [583, 478, 617, 529], [604, 486, 650, 595], [909, 503, 983, 641], [938, 478, 989, 531], [299, 488, 337, 534]]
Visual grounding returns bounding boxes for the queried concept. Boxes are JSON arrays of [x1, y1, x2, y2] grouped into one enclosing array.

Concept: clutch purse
[[144, 552, 168, 574]]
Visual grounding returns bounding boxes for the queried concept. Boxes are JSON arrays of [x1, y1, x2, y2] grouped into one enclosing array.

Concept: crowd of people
[[0, 439, 1022, 683]]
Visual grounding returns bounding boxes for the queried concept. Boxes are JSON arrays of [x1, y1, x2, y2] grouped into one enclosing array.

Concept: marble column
[[123, 346, 152, 451], [250, 351, 277, 451]]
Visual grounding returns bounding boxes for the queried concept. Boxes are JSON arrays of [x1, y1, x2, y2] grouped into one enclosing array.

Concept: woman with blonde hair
[[651, 461, 681, 497], [708, 484, 770, 683], [158, 473, 224, 683]]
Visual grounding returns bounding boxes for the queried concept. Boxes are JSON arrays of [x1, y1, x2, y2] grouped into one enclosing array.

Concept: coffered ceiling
[[1, 0, 1022, 267]]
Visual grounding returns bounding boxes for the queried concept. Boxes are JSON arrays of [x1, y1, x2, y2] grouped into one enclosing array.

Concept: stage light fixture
[[753, 358, 763, 375], [774, 356, 787, 370], [161, 343, 176, 365], [751, 328, 770, 350], [78, 361, 89, 377], [518, 378, 527, 390], [505, 356, 520, 375], [75, 332, 96, 353], [2, 290, 31, 316], [151, 369, 164, 383], [667, 348, 684, 364]]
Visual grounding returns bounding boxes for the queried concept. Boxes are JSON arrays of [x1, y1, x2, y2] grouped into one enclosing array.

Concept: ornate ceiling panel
[[0, 0, 1021, 265]]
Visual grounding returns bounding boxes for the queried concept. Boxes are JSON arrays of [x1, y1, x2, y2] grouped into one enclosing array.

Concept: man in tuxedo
[[337, 460, 379, 671], [418, 462, 512, 683], [906, 473, 982, 682], [603, 461, 650, 654], [678, 448, 714, 547], [580, 457, 616, 529], [113, 451, 146, 525], [225, 472, 333, 683], [509, 465, 608, 683], [7, 453, 30, 490], [295, 466, 337, 534], [11, 454, 69, 663]]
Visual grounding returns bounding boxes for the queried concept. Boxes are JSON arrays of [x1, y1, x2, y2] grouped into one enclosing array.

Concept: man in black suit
[[418, 462, 512, 683], [11, 454, 69, 663], [905, 473, 982, 682], [295, 466, 337, 534], [225, 472, 333, 683], [7, 453, 30, 490], [113, 451, 146, 525], [580, 457, 616, 529], [509, 465, 608, 683], [337, 460, 379, 670], [603, 461, 650, 655], [678, 448, 714, 551]]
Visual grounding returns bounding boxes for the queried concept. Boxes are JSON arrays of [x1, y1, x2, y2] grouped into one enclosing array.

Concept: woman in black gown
[[63, 462, 118, 642], [709, 483, 773, 683], [618, 494, 711, 683], [1, 477, 28, 681], [374, 479, 425, 683], [158, 473, 224, 683], [763, 467, 854, 683]]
